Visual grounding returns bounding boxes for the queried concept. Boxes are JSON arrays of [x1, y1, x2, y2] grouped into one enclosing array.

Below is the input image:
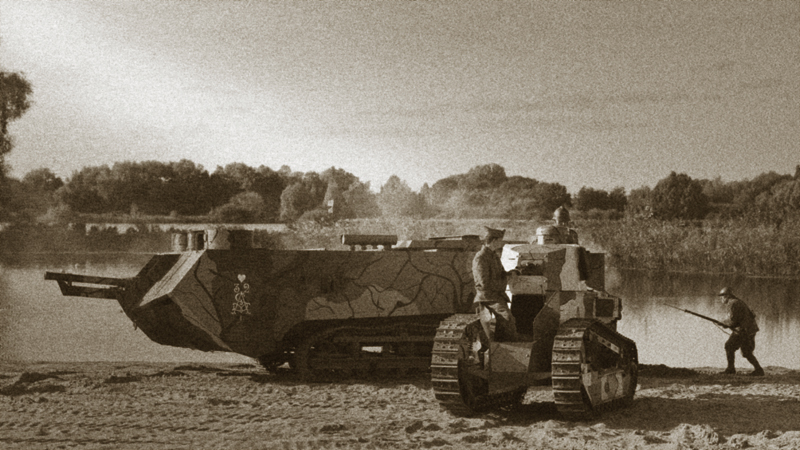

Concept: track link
[[552, 318, 638, 420], [431, 314, 526, 416]]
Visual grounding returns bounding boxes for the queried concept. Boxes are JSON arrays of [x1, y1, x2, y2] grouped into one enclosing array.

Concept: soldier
[[553, 206, 579, 244], [718, 287, 764, 376], [473, 226, 518, 342]]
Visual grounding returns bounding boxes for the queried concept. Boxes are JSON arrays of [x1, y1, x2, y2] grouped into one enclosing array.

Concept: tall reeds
[[579, 218, 800, 278]]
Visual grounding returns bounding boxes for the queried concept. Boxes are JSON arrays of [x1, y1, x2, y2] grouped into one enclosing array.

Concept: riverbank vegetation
[[2, 215, 799, 279], [1, 162, 800, 278]]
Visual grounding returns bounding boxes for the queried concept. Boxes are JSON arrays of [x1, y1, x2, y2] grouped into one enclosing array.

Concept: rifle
[[664, 303, 730, 329]]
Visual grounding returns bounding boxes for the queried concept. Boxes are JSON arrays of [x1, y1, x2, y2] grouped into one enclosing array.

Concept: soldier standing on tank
[[473, 227, 518, 342], [553, 206, 579, 244], [718, 287, 765, 376]]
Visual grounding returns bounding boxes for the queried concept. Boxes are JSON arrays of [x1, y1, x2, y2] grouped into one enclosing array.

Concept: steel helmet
[[718, 287, 733, 297], [553, 206, 571, 224]]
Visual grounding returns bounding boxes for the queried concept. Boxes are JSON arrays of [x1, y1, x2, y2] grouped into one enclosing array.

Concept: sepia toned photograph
[[1, 1, 798, 449]]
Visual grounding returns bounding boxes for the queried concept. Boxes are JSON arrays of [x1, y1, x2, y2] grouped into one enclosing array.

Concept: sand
[[0, 362, 798, 450]]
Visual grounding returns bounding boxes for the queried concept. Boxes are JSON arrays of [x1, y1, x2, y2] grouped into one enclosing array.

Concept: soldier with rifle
[[666, 287, 764, 376], [717, 287, 764, 376]]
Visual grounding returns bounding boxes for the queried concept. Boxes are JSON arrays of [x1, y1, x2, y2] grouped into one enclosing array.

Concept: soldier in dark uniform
[[718, 287, 764, 376], [553, 206, 579, 244], [473, 227, 518, 342]]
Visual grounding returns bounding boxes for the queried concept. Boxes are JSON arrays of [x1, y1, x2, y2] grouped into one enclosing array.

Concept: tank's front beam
[[44, 272, 129, 300]]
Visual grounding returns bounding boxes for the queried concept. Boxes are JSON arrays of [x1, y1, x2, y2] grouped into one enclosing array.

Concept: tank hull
[[114, 247, 477, 360]]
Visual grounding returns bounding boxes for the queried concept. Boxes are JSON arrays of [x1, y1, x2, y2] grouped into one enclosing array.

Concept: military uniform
[[553, 207, 579, 244], [473, 241, 517, 341], [555, 226, 579, 244], [719, 288, 764, 376]]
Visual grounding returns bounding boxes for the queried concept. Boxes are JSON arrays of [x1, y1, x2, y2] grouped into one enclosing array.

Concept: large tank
[[46, 228, 484, 376]]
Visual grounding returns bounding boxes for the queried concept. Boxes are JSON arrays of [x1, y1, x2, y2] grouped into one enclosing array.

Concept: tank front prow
[[44, 272, 131, 300]]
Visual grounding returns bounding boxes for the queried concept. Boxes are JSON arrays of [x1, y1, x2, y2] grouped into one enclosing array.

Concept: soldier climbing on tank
[[718, 287, 765, 376], [473, 227, 518, 343], [553, 206, 579, 244]]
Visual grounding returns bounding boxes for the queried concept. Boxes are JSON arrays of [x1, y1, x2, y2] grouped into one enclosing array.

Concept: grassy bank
[[2, 218, 798, 279], [579, 218, 800, 279]]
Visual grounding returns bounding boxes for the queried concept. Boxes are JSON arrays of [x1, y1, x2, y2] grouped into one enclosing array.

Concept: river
[[1, 255, 798, 369]]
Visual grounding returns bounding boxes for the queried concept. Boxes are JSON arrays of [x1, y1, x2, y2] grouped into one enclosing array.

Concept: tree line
[[1, 159, 798, 226], [0, 161, 568, 223]]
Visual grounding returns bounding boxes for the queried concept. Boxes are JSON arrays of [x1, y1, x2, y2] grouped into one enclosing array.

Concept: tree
[[574, 187, 610, 211], [425, 175, 463, 208], [250, 166, 286, 222], [279, 182, 313, 222], [342, 181, 380, 218], [8, 168, 65, 222], [0, 71, 32, 218], [651, 172, 709, 220], [575, 186, 626, 212], [378, 175, 425, 218], [461, 163, 507, 190], [608, 187, 627, 212], [532, 182, 571, 218], [211, 191, 267, 223], [733, 171, 791, 212], [22, 168, 64, 193], [0, 71, 32, 172], [55, 165, 113, 214], [756, 178, 800, 227], [626, 186, 652, 218]]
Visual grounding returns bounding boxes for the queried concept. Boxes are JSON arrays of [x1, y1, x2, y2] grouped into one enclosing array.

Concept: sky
[[0, 1, 797, 194]]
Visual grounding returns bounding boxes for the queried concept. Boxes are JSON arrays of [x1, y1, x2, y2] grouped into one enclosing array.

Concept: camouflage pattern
[[47, 230, 481, 362]]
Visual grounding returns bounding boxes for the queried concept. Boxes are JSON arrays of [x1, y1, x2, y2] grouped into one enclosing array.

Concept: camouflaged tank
[[46, 228, 483, 376], [431, 226, 638, 420]]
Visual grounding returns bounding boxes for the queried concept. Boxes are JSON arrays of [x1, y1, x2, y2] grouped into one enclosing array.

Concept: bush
[[211, 192, 267, 223]]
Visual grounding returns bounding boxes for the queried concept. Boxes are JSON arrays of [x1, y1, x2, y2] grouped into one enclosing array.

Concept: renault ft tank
[[45, 228, 483, 377], [430, 225, 638, 419]]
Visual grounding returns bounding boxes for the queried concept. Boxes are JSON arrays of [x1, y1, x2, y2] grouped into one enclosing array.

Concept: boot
[[746, 355, 764, 376], [721, 352, 736, 374]]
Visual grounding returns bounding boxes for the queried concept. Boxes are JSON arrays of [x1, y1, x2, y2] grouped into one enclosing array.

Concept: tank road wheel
[[430, 315, 527, 416], [551, 318, 638, 421], [294, 328, 341, 381], [257, 354, 287, 373]]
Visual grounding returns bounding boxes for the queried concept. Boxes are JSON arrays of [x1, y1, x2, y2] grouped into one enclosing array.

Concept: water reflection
[[1, 256, 798, 369], [611, 269, 800, 370]]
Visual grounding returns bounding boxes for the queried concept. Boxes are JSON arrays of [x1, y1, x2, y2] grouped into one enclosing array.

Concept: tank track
[[430, 314, 526, 416], [286, 321, 438, 380], [552, 318, 638, 420]]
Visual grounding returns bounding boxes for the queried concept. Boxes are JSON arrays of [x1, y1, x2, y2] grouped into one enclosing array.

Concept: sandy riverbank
[[1, 362, 798, 449]]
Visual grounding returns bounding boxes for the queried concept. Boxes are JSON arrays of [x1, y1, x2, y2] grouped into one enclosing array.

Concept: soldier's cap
[[718, 286, 733, 297], [483, 226, 505, 240]]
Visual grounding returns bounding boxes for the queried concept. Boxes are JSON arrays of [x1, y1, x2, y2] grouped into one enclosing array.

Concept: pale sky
[[1, 1, 797, 194]]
